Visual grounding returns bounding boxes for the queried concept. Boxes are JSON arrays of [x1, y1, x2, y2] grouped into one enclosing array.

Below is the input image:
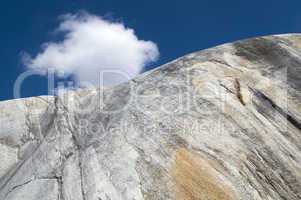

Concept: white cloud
[[23, 12, 159, 85]]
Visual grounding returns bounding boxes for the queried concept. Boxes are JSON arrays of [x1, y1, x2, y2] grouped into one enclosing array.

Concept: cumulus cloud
[[23, 12, 159, 85]]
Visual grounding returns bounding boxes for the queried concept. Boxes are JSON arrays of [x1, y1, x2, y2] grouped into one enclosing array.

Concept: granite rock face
[[0, 34, 301, 200]]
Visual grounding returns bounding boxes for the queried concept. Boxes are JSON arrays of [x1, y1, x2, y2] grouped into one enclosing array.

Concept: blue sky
[[1, 0, 301, 101]]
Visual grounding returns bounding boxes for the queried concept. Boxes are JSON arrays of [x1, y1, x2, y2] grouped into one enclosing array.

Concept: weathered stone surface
[[0, 34, 300, 200]]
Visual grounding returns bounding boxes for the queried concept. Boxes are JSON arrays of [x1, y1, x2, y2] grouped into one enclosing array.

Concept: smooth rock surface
[[0, 34, 300, 200]]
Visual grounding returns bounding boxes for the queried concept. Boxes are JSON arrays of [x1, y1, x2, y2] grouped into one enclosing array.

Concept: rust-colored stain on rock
[[171, 148, 236, 200]]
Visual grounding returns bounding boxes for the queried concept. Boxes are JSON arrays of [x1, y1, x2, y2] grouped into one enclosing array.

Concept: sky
[[0, 0, 301, 101]]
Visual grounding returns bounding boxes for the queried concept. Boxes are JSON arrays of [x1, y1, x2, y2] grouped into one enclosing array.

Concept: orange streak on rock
[[171, 148, 236, 200]]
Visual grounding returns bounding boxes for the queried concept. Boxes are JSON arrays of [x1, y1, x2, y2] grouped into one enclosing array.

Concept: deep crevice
[[252, 89, 301, 131], [78, 151, 86, 200]]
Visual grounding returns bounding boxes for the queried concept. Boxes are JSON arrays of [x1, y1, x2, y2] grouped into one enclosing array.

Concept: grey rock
[[0, 34, 301, 200]]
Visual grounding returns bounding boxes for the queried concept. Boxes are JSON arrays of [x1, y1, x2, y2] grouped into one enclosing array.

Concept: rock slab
[[0, 34, 301, 200]]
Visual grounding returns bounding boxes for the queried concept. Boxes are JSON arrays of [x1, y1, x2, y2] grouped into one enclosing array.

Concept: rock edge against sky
[[0, 34, 300, 200]]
